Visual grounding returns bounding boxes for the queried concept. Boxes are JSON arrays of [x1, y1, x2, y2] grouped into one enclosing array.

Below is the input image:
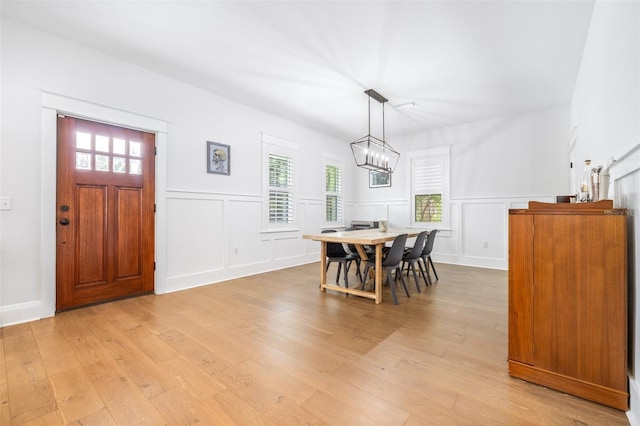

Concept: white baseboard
[[164, 254, 319, 294], [628, 377, 640, 426], [0, 300, 44, 328], [435, 253, 507, 270]]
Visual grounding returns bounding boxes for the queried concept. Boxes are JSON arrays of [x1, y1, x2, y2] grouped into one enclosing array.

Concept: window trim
[[262, 133, 299, 232], [323, 155, 344, 227], [409, 146, 451, 230]]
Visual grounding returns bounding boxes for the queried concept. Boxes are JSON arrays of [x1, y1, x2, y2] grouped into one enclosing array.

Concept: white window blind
[[269, 153, 294, 223], [325, 165, 342, 222], [413, 157, 444, 194]]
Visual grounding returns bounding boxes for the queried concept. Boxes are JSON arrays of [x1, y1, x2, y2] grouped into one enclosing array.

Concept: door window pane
[[76, 152, 91, 170], [129, 141, 141, 157], [95, 155, 109, 171], [113, 138, 126, 155], [95, 135, 110, 153], [76, 132, 91, 150], [129, 159, 142, 175], [113, 157, 126, 173]]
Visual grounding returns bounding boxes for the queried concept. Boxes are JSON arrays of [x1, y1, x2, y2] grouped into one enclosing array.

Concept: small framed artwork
[[207, 141, 230, 175], [369, 170, 391, 188]]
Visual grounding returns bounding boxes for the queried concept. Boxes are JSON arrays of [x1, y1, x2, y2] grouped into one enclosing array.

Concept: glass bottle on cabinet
[[578, 159, 591, 202]]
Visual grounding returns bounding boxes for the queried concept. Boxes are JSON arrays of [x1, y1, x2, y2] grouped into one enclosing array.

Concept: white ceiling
[[1, 1, 595, 141]]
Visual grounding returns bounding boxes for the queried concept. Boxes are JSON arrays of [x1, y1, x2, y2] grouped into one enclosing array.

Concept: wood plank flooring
[[0, 262, 630, 425]]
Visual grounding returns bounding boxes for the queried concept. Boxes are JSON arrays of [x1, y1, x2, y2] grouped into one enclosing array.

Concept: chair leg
[[409, 261, 421, 293], [336, 262, 342, 284], [386, 271, 399, 305], [361, 265, 371, 288], [348, 259, 362, 282], [397, 267, 410, 297], [421, 257, 432, 286], [342, 260, 349, 288], [428, 256, 439, 281], [417, 259, 429, 287]]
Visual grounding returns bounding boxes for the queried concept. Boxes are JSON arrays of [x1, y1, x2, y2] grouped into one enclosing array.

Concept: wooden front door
[[56, 116, 155, 310]]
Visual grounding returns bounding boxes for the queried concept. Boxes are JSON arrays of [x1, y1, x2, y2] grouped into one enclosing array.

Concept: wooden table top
[[302, 228, 424, 245]]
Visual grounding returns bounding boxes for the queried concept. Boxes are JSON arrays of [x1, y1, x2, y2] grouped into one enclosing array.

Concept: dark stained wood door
[[56, 116, 155, 310]]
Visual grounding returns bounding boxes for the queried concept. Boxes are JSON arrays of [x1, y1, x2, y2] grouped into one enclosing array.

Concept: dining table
[[302, 227, 424, 304]]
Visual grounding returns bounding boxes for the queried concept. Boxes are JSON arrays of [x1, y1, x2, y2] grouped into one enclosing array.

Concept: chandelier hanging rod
[[350, 89, 400, 174]]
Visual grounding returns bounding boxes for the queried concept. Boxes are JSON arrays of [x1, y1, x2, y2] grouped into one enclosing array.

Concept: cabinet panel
[[533, 214, 627, 390], [508, 214, 534, 364]]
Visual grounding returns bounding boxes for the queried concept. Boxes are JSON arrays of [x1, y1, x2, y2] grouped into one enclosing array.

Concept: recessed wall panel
[[462, 202, 505, 259], [166, 197, 224, 277]]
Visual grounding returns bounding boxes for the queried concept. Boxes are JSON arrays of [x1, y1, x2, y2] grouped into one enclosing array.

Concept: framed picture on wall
[[369, 170, 391, 188], [207, 141, 230, 175]]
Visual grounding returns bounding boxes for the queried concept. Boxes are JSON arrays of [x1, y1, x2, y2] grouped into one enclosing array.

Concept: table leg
[[320, 241, 327, 292], [375, 243, 383, 304]]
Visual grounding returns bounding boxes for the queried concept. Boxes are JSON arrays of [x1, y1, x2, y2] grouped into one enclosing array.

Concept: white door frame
[[41, 92, 168, 318]]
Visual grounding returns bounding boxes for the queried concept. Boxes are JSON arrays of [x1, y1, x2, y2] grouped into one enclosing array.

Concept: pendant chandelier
[[350, 89, 400, 173]]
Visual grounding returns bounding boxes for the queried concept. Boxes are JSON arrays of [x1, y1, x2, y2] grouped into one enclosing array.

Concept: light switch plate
[[0, 197, 12, 211]]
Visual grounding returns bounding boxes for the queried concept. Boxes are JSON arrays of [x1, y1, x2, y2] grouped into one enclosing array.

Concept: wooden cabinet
[[508, 200, 628, 410]]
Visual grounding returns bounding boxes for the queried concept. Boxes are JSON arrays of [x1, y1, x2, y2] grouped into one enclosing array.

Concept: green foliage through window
[[415, 194, 442, 222]]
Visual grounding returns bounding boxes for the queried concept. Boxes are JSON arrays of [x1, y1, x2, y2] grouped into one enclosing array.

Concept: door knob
[[59, 218, 70, 225]]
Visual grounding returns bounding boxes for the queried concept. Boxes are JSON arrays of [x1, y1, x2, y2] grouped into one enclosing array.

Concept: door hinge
[[154, 204, 156, 213], [154, 146, 157, 155], [154, 261, 156, 271]]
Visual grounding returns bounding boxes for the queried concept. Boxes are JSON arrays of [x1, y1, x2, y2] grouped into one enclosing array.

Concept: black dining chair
[[402, 230, 429, 291], [421, 230, 439, 285], [322, 230, 361, 288], [361, 233, 409, 305]]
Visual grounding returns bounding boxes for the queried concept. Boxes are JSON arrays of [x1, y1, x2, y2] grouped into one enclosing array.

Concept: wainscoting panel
[[302, 200, 324, 256], [228, 199, 270, 268], [609, 143, 640, 423], [461, 201, 506, 260], [166, 197, 225, 277]]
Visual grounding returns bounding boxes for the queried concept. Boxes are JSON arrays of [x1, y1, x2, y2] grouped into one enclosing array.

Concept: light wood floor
[[0, 262, 630, 425]]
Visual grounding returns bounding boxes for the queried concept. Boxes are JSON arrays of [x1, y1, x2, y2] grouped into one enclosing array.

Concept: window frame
[[262, 134, 299, 232], [323, 155, 344, 227], [409, 146, 451, 230]]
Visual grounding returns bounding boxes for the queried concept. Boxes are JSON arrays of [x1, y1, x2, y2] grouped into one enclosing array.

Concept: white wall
[[570, 1, 639, 422], [0, 18, 351, 326], [571, 1, 639, 169], [351, 106, 571, 270]]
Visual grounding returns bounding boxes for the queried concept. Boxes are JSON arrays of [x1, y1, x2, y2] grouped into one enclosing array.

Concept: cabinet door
[[533, 214, 627, 390], [508, 214, 534, 364]]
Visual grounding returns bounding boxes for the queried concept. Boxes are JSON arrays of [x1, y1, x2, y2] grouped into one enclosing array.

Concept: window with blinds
[[325, 165, 342, 222], [412, 155, 446, 224], [269, 153, 294, 223]]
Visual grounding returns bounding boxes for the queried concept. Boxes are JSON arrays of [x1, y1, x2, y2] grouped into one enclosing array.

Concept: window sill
[[260, 228, 300, 235]]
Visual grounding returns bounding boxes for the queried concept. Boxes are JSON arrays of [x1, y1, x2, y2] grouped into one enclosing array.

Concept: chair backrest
[[383, 234, 408, 267], [322, 229, 348, 257], [422, 230, 438, 256], [407, 230, 428, 259]]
